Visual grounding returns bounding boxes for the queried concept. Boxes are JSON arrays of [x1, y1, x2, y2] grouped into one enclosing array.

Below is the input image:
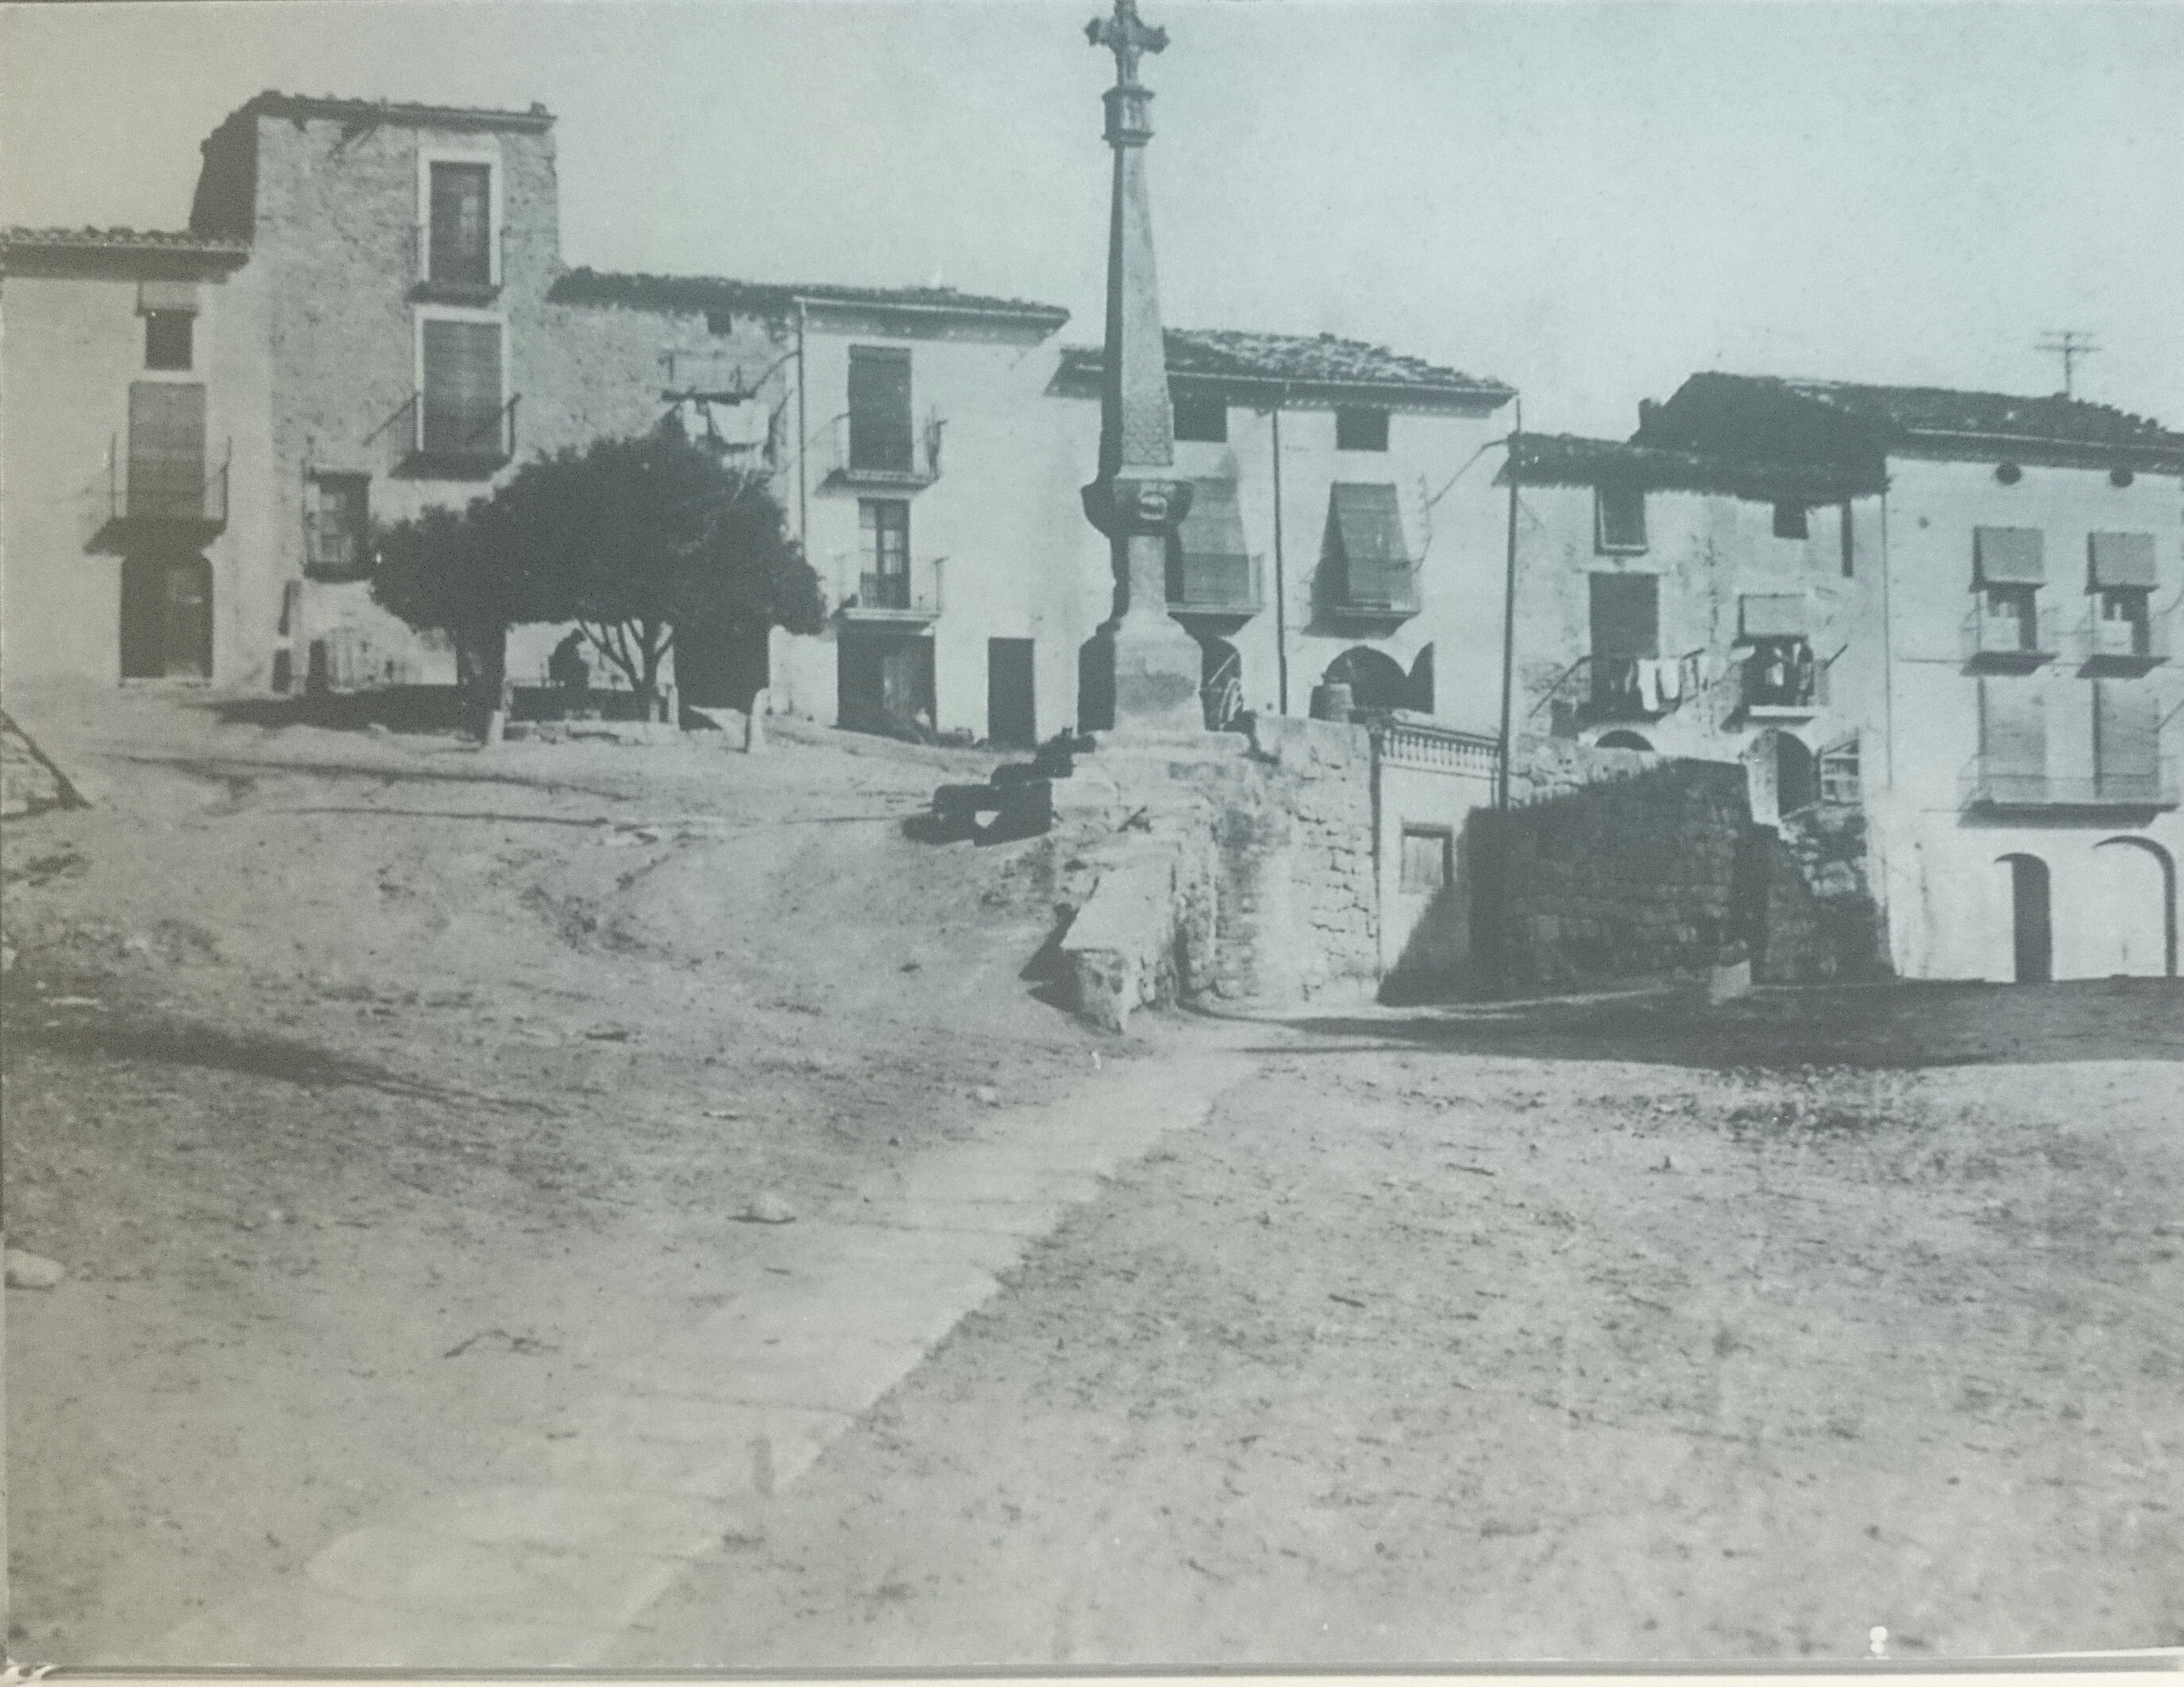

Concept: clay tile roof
[[1503, 432, 1884, 502], [237, 91, 555, 131], [1, 226, 251, 276], [547, 267, 1070, 328], [1057, 329, 1513, 408], [1644, 371, 2184, 472]]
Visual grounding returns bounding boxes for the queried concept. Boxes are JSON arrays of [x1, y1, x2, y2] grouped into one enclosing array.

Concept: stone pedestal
[[1084, 472, 1204, 736]]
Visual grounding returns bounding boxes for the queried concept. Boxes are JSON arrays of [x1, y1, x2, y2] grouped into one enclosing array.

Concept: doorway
[[838, 629, 934, 737], [987, 638, 1036, 749], [2087, 838, 2175, 977], [2002, 853, 2052, 983], [120, 551, 212, 679]]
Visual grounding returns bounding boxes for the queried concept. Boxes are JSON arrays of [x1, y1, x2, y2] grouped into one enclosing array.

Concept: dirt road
[[2, 683, 1114, 1660], [7, 684, 2181, 1665]]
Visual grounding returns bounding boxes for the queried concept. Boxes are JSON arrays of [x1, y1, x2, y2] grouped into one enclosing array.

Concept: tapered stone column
[[1080, 0, 1206, 736]]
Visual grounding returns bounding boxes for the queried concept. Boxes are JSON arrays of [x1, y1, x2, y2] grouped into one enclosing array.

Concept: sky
[[3, 0, 2179, 439]]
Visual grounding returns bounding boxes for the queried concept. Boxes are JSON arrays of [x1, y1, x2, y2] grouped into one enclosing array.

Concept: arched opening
[[1776, 733, 1819, 817], [1322, 646, 1409, 714], [2000, 853, 2052, 983], [1077, 631, 1115, 734], [1196, 636, 1243, 730], [1406, 644, 1436, 714], [120, 550, 212, 679], [1595, 730, 1652, 752], [2088, 838, 2176, 977]]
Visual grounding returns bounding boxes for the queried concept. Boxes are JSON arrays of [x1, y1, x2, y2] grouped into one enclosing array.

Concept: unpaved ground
[[2, 683, 1114, 1661], [8, 683, 2182, 1666], [617, 991, 2184, 1666]]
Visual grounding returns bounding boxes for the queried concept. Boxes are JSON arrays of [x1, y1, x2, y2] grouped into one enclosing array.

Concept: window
[[859, 499, 910, 606], [419, 318, 505, 459], [1595, 485, 1647, 553], [1336, 408, 1390, 452], [1983, 585, 2039, 650], [1590, 571, 1659, 658], [1772, 501, 1808, 540], [2093, 680, 2160, 799], [848, 346, 914, 473], [145, 311, 193, 371], [1400, 826, 1451, 894], [1819, 737, 1862, 807], [427, 161, 493, 288], [305, 474, 371, 580], [1977, 677, 2047, 793], [1172, 393, 1227, 443], [127, 381, 206, 518]]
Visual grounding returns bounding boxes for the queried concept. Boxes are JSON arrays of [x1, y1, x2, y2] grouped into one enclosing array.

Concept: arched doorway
[[2087, 838, 2176, 977], [1196, 636, 1243, 730], [1406, 644, 1436, 714], [1776, 734, 1819, 816], [1323, 646, 1409, 714], [1596, 730, 1652, 752], [2000, 853, 2052, 983], [120, 551, 212, 679]]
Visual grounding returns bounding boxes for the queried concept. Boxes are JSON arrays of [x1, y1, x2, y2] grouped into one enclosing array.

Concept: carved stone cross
[[1086, 0, 1167, 89]]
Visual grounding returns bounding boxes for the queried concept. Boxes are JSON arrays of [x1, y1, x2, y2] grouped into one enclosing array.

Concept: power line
[[2036, 330, 2101, 397]]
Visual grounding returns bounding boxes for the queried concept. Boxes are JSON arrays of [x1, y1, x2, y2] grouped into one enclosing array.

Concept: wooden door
[[988, 639, 1036, 748]]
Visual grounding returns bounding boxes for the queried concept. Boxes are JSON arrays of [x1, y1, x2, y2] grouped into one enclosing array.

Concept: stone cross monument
[[1080, 0, 1207, 735]]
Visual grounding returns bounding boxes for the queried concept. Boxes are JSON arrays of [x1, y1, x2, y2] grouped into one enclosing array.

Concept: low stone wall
[[1479, 747, 1881, 992]]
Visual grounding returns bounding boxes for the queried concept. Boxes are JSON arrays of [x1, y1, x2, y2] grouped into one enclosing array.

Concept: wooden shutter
[[128, 382, 206, 517], [430, 162, 493, 285], [421, 319, 502, 455], [1978, 678, 2046, 776], [2093, 680, 2159, 795], [1589, 572, 1659, 657], [848, 346, 913, 472]]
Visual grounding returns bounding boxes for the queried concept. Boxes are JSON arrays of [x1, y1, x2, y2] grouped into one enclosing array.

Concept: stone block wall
[[1479, 743, 1881, 992], [1211, 714, 1379, 1004]]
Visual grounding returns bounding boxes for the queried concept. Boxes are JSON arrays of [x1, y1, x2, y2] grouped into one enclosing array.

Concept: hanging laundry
[[1658, 657, 1683, 705], [1636, 659, 1661, 714]]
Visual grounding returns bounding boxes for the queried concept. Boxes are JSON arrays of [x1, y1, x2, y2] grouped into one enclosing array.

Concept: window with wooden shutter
[[2093, 680, 2159, 799], [429, 162, 493, 287], [306, 474, 371, 580], [419, 319, 503, 456], [1590, 572, 1659, 657], [1978, 678, 2047, 801], [128, 382, 207, 518], [1336, 408, 1390, 452], [848, 346, 913, 473], [1595, 485, 1647, 554]]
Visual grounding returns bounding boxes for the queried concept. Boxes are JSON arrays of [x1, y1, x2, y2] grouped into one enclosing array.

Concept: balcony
[[2072, 609, 2170, 676], [838, 558, 944, 624], [1319, 560, 1421, 635], [375, 393, 519, 480], [89, 441, 229, 551], [815, 412, 942, 493], [1961, 756, 2180, 815], [1962, 604, 2059, 671], [406, 224, 504, 304], [1167, 551, 1263, 633], [1734, 639, 1838, 723]]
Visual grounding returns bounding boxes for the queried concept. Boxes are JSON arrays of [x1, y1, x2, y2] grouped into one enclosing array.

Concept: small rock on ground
[[740, 1193, 797, 1225], [6, 1249, 67, 1290]]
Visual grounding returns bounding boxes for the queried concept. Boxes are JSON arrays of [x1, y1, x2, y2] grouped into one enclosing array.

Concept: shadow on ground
[[1278, 978, 2184, 1069]]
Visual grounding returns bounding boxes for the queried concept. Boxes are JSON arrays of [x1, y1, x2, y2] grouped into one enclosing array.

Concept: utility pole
[[1495, 399, 1522, 812], [1270, 389, 1289, 715], [2036, 330, 2101, 398]]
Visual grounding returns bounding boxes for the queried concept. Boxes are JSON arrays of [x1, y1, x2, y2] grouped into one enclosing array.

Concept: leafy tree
[[372, 427, 823, 705], [517, 428, 823, 696]]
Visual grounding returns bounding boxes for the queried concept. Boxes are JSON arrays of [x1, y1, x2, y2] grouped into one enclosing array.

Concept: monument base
[[1106, 608, 1206, 736]]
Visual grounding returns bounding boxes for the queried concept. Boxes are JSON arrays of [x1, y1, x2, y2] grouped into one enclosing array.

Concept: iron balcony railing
[[2070, 606, 2171, 671], [1962, 603, 2060, 668], [1961, 756, 2181, 812], [369, 393, 520, 478], [816, 411, 945, 490], [107, 435, 230, 532], [1736, 639, 1843, 715], [1169, 552, 1263, 617], [1583, 649, 1707, 723], [405, 223, 507, 300], [841, 556, 945, 621], [1320, 559, 1421, 632], [1200, 646, 1244, 731]]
